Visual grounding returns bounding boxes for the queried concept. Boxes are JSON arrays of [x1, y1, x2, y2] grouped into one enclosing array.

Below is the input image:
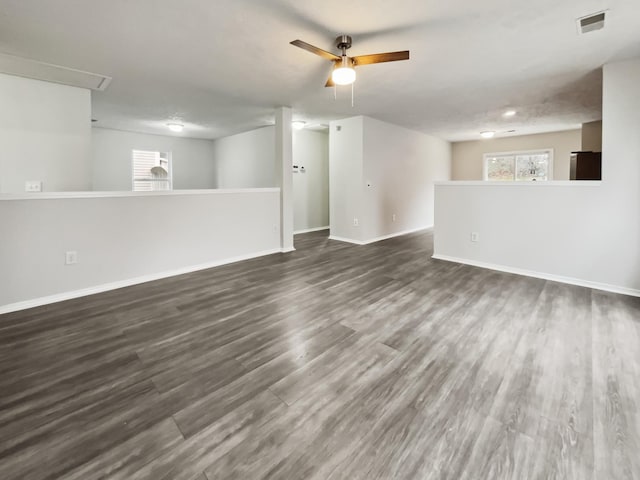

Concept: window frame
[[131, 150, 173, 192], [483, 148, 554, 182]]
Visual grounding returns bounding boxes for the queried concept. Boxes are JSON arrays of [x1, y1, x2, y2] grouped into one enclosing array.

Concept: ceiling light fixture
[[480, 131, 495, 139], [332, 57, 356, 86], [503, 110, 516, 117], [292, 121, 306, 130], [167, 123, 184, 133]]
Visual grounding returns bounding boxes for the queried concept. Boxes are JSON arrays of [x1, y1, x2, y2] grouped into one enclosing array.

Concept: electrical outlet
[[353, 218, 359, 227], [392, 214, 396, 222], [470, 232, 479, 242], [65, 251, 78, 265], [25, 181, 42, 192]]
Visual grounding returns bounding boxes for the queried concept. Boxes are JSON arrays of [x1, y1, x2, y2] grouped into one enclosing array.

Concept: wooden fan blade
[[325, 61, 338, 87], [325, 74, 335, 88], [290, 40, 341, 61], [352, 50, 410, 66]]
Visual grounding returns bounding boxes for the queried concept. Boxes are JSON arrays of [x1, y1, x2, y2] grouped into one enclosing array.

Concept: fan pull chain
[[334, 85, 337, 101], [351, 82, 354, 107]]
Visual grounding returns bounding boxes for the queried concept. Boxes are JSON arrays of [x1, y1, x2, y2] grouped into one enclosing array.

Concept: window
[[483, 149, 553, 181], [132, 150, 172, 191]]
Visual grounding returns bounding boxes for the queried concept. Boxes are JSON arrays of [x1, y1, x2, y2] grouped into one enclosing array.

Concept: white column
[[275, 106, 294, 252]]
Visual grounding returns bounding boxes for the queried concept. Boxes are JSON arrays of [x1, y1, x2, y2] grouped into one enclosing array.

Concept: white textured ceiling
[[1, 0, 639, 141]]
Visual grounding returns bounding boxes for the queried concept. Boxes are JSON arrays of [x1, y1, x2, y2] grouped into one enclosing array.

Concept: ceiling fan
[[290, 35, 410, 87]]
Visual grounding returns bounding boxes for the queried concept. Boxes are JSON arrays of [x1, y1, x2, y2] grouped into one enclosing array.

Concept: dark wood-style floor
[[1, 229, 639, 480]]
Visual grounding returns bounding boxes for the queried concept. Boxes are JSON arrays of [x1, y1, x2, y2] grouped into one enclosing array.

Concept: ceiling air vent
[[577, 11, 606, 34]]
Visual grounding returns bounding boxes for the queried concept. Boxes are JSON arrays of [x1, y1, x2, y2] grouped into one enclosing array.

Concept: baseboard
[[432, 254, 640, 298], [328, 235, 365, 245], [280, 247, 296, 253], [361, 225, 433, 245], [329, 225, 432, 246], [294, 226, 329, 235], [0, 248, 283, 314]]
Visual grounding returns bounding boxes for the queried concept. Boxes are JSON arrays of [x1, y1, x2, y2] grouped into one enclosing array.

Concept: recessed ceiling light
[[167, 123, 184, 133], [292, 121, 306, 130], [480, 131, 495, 139], [503, 110, 516, 117]]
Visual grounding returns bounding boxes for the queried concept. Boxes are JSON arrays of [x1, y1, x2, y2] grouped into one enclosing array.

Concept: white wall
[[213, 126, 276, 188], [362, 117, 451, 241], [434, 58, 640, 296], [598, 59, 640, 291], [92, 128, 216, 191], [434, 182, 607, 284], [329, 117, 365, 241], [582, 120, 602, 151], [330, 116, 451, 243], [275, 108, 294, 251], [452, 129, 581, 181], [0, 190, 281, 311], [0, 73, 91, 193], [293, 130, 329, 232]]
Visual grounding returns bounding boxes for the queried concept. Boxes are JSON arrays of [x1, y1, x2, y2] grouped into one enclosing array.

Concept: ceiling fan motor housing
[[336, 35, 352, 51]]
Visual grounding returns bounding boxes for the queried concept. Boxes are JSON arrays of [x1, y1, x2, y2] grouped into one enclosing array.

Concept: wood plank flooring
[[1, 229, 639, 479]]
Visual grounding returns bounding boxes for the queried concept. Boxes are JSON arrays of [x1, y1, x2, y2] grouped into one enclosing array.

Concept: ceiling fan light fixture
[[480, 131, 495, 139], [332, 56, 356, 85], [332, 67, 356, 85]]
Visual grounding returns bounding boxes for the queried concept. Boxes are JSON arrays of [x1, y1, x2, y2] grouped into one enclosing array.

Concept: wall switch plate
[[65, 251, 78, 265], [353, 218, 359, 227], [392, 214, 396, 222], [471, 232, 479, 242], [25, 181, 42, 192]]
